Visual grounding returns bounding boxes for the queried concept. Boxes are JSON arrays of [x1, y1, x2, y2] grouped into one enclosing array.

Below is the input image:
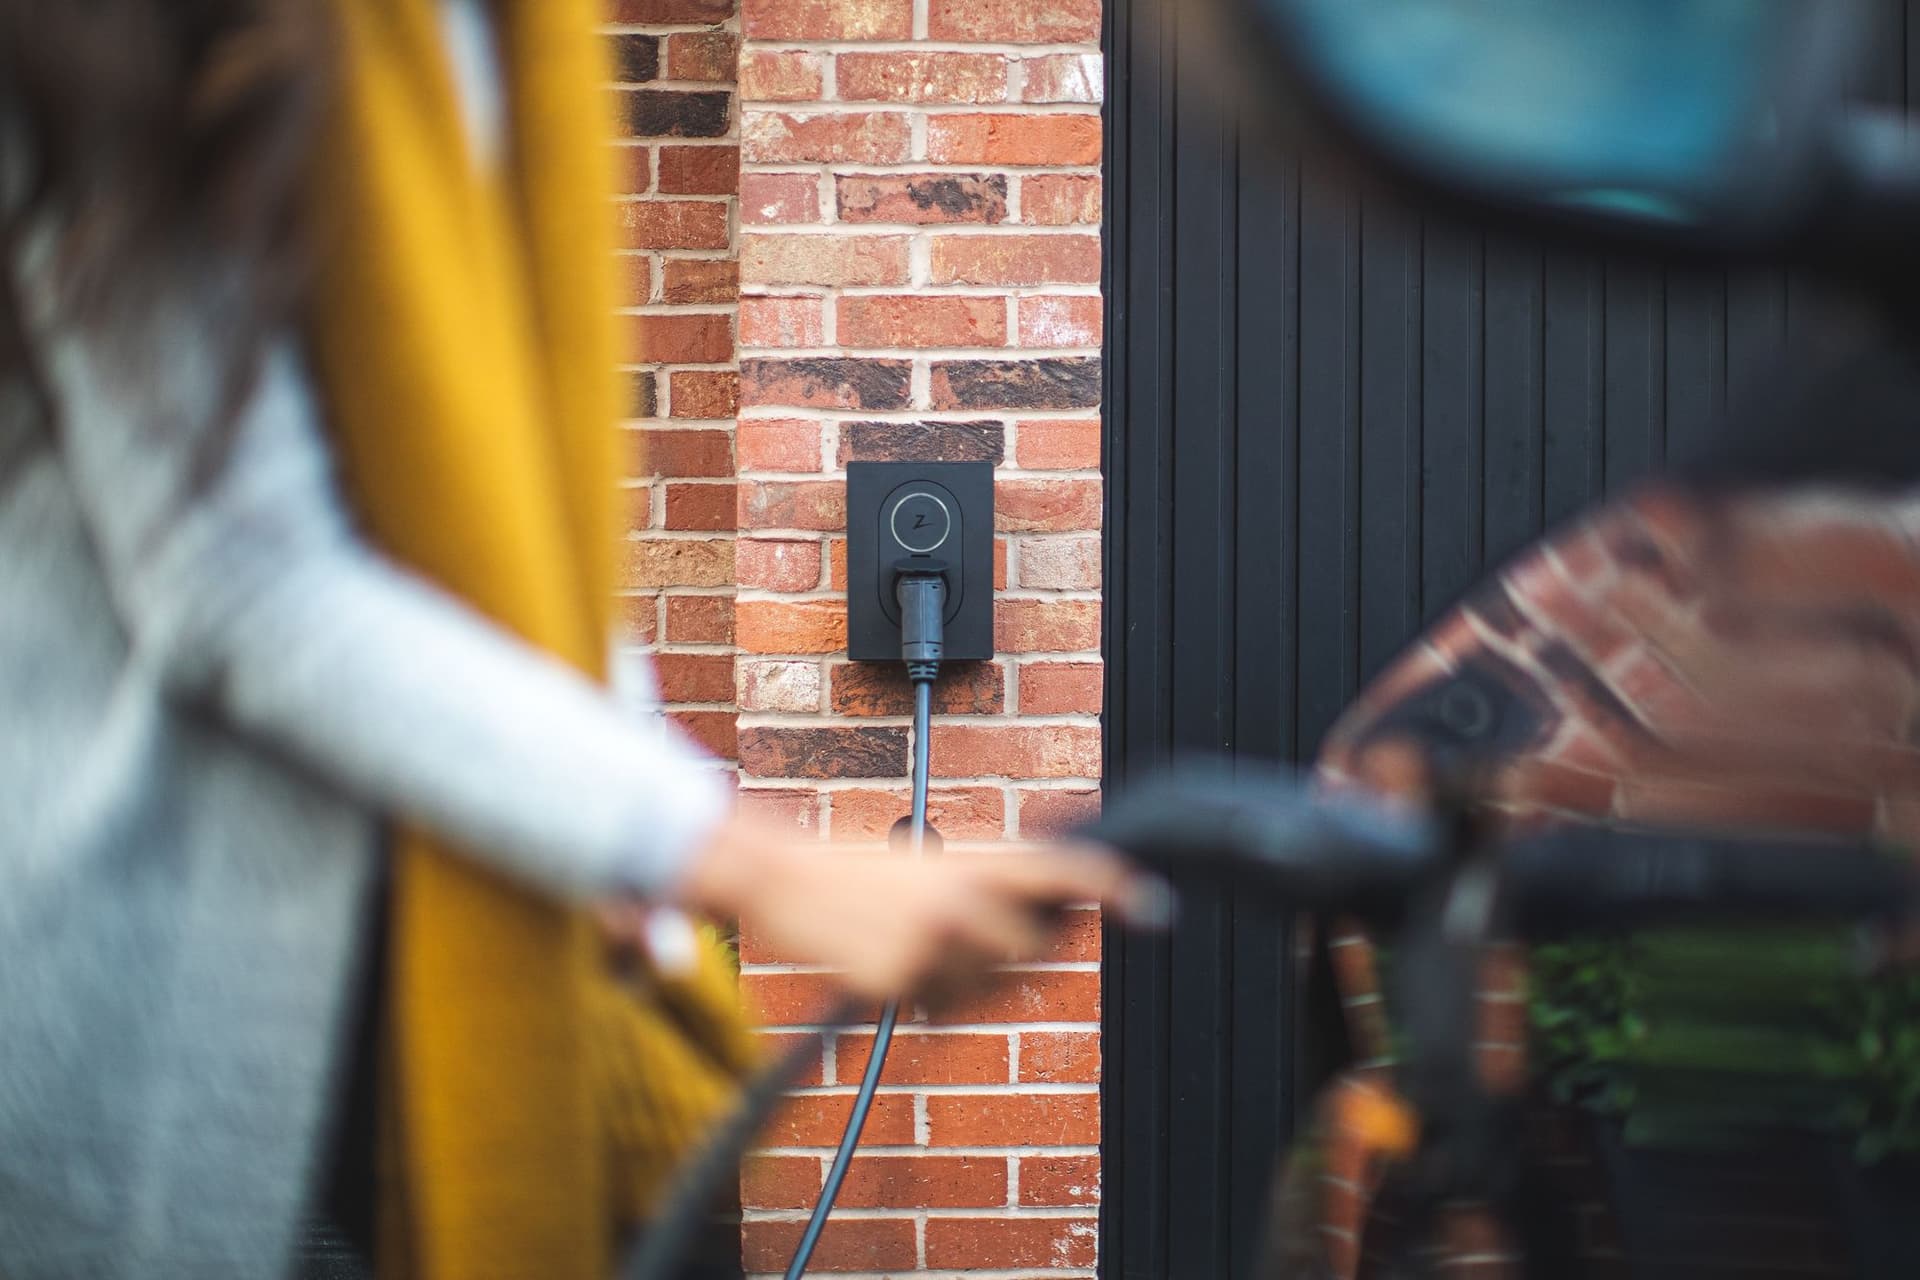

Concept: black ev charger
[[624, 463, 994, 1280]]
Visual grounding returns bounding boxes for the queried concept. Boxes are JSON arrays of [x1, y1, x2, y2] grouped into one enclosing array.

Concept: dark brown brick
[[620, 90, 732, 139], [837, 174, 1008, 225], [611, 34, 660, 84], [830, 661, 1006, 716], [739, 727, 909, 780], [839, 421, 1005, 464], [740, 358, 912, 410], [931, 358, 1102, 411], [627, 370, 658, 419]]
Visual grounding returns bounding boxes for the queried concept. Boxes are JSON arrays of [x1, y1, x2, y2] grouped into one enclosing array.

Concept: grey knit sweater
[[0, 11, 729, 1274]]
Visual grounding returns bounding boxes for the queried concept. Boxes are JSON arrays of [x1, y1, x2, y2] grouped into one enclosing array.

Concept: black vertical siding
[[1101, 3, 1919, 1277]]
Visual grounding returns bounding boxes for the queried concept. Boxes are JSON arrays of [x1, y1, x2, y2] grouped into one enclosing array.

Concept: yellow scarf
[[306, 2, 756, 1275]]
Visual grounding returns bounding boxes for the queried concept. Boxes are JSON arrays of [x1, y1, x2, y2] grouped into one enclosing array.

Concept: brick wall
[[731, 1, 1106, 1273], [614, 0, 745, 759], [611, 0, 1108, 1271]]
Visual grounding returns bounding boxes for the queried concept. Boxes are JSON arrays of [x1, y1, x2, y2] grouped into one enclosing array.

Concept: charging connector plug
[[894, 561, 949, 683]]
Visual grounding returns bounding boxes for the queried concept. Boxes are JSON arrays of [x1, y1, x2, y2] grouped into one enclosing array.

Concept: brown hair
[[0, 0, 331, 476]]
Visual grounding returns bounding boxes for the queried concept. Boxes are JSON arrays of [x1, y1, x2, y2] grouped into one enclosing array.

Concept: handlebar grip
[[1504, 828, 1920, 937], [1084, 767, 1442, 920]]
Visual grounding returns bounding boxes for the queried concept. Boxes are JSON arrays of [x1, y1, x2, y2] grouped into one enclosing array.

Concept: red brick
[[741, 0, 913, 40], [929, 113, 1102, 166], [1019, 1030, 1101, 1083], [1019, 661, 1101, 715], [1017, 419, 1101, 470], [829, 787, 1008, 842], [743, 111, 912, 165], [741, 1154, 827, 1210], [741, 172, 821, 225], [666, 709, 735, 758], [740, 296, 828, 349], [641, 428, 731, 478], [840, 1155, 1008, 1209], [995, 598, 1101, 654], [931, 234, 1101, 286], [755, 1030, 827, 1085], [1022, 53, 1103, 103], [737, 419, 825, 471], [736, 598, 849, 654], [933, 970, 1101, 1025], [668, 369, 740, 419], [656, 145, 739, 195], [654, 653, 735, 704], [737, 788, 822, 837], [837, 51, 1010, 104], [758, 1092, 916, 1148], [623, 484, 655, 532], [664, 30, 737, 83], [1022, 173, 1104, 225], [664, 594, 734, 644], [927, 0, 1101, 43], [741, 1218, 917, 1274], [618, 593, 658, 644], [737, 658, 824, 713], [931, 722, 1100, 778], [834, 1031, 1011, 1086], [838, 294, 1007, 348], [1016, 789, 1101, 840], [631, 312, 733, 365], [926, 1216, 1098, 1270], [1017, 536, 1101, 591], [998, 478, 1101, 532], [740, 357, 912, 410], [740, 49, 826, 103], [744, 1154, 1006, 1210], [617, 199, 730, 251], [1039, 908, 1102, 963], [665, 482, 736, 531], [925, 1093, 1099, 1146], [739, 725, 908, 780], [742, 233, 911, 287], [736, 539, 824, 592], [830, 660, 1006, 716], [613, 144, 651, 196], [660, 259, 738, 307], [1020, 1154, 1101, 1206], [739, 479, 846, 531], [741, 972, 857, 1026], [828, 537, 848, 588], [1019, 294, 1103, 346], [837, 173, 1009, 225], [611, 0, 731, 19], [624, 538, 734, 588]]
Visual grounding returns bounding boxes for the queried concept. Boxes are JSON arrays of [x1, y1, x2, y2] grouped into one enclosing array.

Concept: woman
[[0, 3, 1153, 1277]]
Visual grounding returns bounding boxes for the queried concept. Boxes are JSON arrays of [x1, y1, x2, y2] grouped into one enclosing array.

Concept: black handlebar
[[1089, 768, 1920, 938]]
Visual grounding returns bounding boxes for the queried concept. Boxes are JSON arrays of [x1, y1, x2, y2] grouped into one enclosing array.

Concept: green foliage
[[1528, 930, 1920, 1164]]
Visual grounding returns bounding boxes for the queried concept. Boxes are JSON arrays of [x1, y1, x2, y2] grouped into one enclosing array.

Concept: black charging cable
[[623, 564, 950, 1280], [781, 564, 946, 1279]]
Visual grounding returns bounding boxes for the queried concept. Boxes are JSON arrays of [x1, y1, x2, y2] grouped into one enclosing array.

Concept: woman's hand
[[654, 816, 1170, 1002]]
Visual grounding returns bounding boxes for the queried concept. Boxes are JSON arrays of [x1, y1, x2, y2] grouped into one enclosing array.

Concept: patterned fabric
[[1304, 481, 1920, 1278]]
